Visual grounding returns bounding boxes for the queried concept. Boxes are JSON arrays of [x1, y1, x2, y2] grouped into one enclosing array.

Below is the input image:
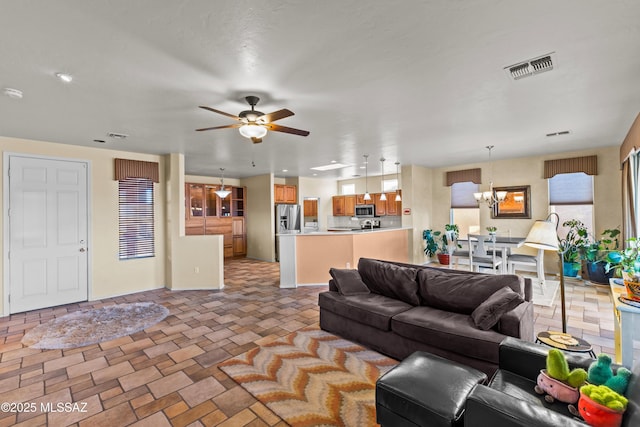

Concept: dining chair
[[508, 249, 545, 293], [468, 235, 503, 273], [451, 239, 471, 271]]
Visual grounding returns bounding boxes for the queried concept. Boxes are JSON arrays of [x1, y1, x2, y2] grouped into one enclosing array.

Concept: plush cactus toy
[[588, 354, 613, 385], [580, 384, 628, 412], [604, 367, 633, 396], [547, 349, 588, 388]]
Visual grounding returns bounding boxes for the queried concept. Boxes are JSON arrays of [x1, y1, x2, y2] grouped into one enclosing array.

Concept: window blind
[[119, 178, 155, 259], [451, 181, 480, 208], [549, 172, 593, 205]]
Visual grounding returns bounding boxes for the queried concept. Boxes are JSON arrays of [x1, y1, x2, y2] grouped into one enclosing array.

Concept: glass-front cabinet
[[185, 183, 247, 257]]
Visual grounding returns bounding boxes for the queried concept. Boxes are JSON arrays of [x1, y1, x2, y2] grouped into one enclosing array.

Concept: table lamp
[[524, 213, 567, 332]]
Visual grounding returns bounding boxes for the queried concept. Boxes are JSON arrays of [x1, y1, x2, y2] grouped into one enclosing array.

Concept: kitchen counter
[[278, 227, 412, 288]]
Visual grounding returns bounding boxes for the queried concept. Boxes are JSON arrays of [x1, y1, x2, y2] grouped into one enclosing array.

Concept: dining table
[[464, 234, 527, 273]]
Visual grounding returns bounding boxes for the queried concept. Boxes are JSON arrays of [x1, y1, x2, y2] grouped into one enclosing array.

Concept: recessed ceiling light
[[3, 88, 23, 99], [282, 169, 288, 172], [311, 163, 350, 171], [330, 160, 337, 163], [55, 72, 73, 83]]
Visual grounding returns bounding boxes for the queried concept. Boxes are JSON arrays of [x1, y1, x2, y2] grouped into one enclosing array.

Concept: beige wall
[[242, 174, 275, 261], [297, 177, 338, 229], [166, 154, 224, 290], [0, 136, 168, 314]]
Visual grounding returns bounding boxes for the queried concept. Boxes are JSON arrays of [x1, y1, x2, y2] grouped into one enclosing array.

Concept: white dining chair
[[468, 235, 503, 274], [508, 249, 545, 293], [451, 239, 471, 271]]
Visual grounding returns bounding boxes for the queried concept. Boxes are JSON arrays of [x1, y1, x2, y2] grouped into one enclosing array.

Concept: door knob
[[79, 248, 86, 252]]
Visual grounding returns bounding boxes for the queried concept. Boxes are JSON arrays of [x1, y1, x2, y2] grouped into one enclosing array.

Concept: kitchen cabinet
[[345, 195, 356, 217], [356, 194, 366, 205], [386, 191, 402, 215], [373, 193, 387, 216], [332, 196, 345, 216], [274, 184, 297, 204], [185, 182, 247, 257], [303, 199, 318, 217]]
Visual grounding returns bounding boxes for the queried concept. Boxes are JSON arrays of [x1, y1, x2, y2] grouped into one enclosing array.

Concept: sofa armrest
[[496, 302, 534, 341], [498, 337, 594, 381], [464, 385, 585, 427]]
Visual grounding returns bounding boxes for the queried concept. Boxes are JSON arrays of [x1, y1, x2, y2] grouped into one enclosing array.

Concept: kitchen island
[[278, 227, 412, 288]]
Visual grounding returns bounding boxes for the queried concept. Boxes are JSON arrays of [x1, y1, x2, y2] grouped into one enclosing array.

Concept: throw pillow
[[471, 286, 524, 330], [329, 268, 370, 296]]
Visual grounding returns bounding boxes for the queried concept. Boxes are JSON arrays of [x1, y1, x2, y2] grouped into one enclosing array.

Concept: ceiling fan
[[196, 95, 310, 143]]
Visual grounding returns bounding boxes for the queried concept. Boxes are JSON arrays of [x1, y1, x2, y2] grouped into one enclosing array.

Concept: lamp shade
[[239, 123, 268, 139], [524, 220, 559, 251], [214, 189, 231, 199]]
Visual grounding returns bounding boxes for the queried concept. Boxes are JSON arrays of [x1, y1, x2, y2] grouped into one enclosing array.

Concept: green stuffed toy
[[580, 384, 628, 412], [547, 349, 588, 388], [588, 354, 633, 395]]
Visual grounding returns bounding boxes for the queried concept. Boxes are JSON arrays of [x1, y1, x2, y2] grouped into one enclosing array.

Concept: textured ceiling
[[1, 0, 639, 179]]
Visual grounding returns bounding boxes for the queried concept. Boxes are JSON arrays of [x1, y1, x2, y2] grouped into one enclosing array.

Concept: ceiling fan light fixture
[[239, 123, 268, 139]]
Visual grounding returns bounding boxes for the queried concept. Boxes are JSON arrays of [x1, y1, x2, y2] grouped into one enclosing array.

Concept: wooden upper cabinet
[[373, 193, 387, 216], [356, 194, 366, 205], [303, 199, 318, 217], [332, 196, 345, 216], [344, 195, 356, 217], [386, 193, 401, 215], [274, 184, 297, 204]]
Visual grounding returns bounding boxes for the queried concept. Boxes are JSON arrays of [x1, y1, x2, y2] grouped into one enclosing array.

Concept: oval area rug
[[21, 302, 169, 349]]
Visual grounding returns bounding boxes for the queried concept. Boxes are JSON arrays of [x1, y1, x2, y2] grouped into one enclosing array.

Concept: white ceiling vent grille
[[107, 132, 128, 139], [505, 52, 556, 80]]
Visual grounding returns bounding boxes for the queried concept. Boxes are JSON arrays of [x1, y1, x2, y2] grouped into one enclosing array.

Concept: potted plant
[[486, 226, 497, 236], [580, 228, 620, 284], [423, 224, 460, 265], [606, 237, 640, 301], [558, 219, 589, 277]]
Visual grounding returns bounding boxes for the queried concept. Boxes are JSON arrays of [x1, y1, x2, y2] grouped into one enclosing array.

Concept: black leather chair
[[464, 337, 639, 427]]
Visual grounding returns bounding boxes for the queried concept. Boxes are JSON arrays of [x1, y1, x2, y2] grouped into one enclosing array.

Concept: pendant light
[[363, 154, 371, 201], [395, 161, 402, 202], [473, 145, 507, 208], [214, 168, 231, 199], [379, 157, 387, 201]]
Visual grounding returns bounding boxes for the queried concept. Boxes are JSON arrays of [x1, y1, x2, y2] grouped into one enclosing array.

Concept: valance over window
[[446, 168, 481, 186], [114, 158, 159, 183], [543, 155, 597, 179]]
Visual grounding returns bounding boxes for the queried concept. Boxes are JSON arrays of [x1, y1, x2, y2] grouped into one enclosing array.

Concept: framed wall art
[[492, 185, 531, 219]]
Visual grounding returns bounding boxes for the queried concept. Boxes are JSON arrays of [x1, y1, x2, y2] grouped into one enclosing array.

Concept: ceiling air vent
[[505, 52, 555, 80], [106, 132, 128, 139]]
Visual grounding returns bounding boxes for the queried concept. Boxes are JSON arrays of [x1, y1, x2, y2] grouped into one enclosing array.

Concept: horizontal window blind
[[119, 178, 155, 259], [451, 181, 480, 208], [549, 172, 593, 205]]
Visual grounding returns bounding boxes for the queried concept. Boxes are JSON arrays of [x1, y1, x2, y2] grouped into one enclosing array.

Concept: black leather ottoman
[[376, 351, 488, 427]]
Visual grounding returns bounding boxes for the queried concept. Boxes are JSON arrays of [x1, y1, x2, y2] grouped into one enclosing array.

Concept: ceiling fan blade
[[265, 123, 310, 137], [199, 106, 241, 120], [258, 109, 294, 123], [195, 123, 241, 131], [251, 137, 263, 144]]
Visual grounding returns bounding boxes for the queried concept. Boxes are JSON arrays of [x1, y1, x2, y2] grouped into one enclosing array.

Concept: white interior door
[[8, 155, 89, 313]]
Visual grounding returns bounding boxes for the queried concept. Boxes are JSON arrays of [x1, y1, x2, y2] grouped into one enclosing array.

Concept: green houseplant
[[606, 237, 640, 300], [580, 228, 620, 284], [423, 224, 460, 265], [558, 219, 589, 277]]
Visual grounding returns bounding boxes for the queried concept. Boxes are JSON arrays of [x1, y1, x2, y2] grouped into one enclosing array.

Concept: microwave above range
[[355, 204, 376, 217]]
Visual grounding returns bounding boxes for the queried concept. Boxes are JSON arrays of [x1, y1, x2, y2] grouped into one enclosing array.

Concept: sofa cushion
[[391, 306, 506, 363], [358, 258, 420, 305], [329, 268, 370, 295], [417, 268, 524, 314], [471, 286, 524, 330], [318, 291, 413, 331]]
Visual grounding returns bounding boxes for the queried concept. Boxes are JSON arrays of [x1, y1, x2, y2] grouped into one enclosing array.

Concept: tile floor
[[0, 258, 633, 426]]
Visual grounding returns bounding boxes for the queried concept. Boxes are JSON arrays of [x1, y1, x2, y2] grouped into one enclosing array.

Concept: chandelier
[[214, 168, 231, 199], [473, 145, 507, 208]]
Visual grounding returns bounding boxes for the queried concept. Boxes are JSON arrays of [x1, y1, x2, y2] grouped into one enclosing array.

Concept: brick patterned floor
[[0, 258, 633, 426]]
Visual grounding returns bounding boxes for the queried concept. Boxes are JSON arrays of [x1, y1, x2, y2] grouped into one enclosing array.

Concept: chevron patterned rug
[[219, 327, 398, 426]]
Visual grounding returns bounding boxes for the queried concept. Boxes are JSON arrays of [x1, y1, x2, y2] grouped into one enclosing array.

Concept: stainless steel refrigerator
[[275, 204, 301, 261]]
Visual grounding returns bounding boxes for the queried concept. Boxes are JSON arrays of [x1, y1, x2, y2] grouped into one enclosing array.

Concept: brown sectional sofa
[[318, 258, 534, 376]]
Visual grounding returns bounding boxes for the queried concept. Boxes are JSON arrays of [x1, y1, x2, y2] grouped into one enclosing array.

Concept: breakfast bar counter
[[278, 227, 412, 288]]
